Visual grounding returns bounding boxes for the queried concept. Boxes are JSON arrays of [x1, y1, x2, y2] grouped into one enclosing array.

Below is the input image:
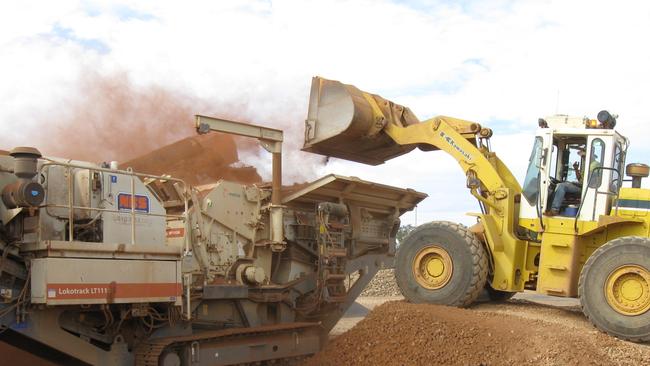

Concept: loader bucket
[[303, 77, 420, 165]]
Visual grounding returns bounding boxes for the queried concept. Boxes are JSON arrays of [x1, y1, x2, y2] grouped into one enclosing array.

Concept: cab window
[[611, 142, 625, 193], [563, 144, 585, 182], [588, 139, 605, 188], [549, 144, 557, 180], [522, 137, 543, 205]]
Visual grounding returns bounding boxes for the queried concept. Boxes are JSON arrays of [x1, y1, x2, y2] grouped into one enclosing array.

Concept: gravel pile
[[305, 301, 650, 366], [358, 268, 401, 297]]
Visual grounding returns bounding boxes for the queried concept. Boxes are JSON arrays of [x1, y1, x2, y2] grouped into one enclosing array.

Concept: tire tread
[[578, 236, 650, 342], [396, 221, 488, 307]]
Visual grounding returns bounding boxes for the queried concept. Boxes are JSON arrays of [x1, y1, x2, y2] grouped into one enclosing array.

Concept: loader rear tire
[[579, 236, 650, 342], [395, 221, 488, 307]]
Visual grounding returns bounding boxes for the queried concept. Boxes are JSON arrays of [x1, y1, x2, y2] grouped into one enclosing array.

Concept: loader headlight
[[538, 118, 548, 128], [597, 110, 617, 129]]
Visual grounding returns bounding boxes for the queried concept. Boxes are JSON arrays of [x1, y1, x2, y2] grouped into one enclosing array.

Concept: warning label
[[166, 228, 185, 238]]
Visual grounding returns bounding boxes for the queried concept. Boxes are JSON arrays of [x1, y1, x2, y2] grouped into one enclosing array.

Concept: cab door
[[538, 130, 555, 213], [519, 130, 553, 220], [578, 135, 614, 221]]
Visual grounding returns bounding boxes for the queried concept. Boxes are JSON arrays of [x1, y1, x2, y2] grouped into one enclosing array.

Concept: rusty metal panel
[[282, 174, 427, 214], [194, 324, 322, 365], [31, 258, 181, 305], [200, 181, 262, 241], [202, 285, 249, 299], [134, 322, 323, 365], [20, 240, 181, 260]]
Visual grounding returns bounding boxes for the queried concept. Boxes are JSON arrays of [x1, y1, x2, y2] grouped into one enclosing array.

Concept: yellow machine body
[[304, 76, 650, 299]]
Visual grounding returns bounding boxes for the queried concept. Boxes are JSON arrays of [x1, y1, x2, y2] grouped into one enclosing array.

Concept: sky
[[1, 0, 649, 226]]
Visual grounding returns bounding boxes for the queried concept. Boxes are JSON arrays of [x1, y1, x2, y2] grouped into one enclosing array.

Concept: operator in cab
[[547, 148, 601, 216]]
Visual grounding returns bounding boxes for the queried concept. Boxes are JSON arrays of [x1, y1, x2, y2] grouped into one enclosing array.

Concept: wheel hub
[[413, 245, 453, 290], [605, 265, 650, 316]]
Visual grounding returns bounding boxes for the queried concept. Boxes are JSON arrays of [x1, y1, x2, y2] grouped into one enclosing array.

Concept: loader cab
[[519, 114, 628, 223]]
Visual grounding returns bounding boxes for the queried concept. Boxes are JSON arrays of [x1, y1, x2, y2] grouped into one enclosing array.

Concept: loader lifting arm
[[303, 77, 521, 217], [383, 117, 522, 213], [303, 77, 527, 292]]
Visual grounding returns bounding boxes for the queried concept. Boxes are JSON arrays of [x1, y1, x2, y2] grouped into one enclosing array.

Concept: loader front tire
[[395, 221, 488, 307], [579, 236, 650, 342]]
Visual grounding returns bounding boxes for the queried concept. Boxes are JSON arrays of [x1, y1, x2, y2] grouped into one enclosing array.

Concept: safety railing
[[574, 166, 623, 231], [38, 159, 189, 252]]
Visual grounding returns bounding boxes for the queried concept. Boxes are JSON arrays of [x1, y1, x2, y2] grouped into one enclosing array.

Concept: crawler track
[[135, 322, 321, 366]]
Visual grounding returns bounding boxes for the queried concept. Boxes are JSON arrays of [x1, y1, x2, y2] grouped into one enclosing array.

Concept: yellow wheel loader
[[302, 76, 650, 342]]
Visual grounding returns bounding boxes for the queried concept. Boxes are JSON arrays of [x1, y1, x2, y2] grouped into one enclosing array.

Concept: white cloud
[[1, 0, 650, 226]]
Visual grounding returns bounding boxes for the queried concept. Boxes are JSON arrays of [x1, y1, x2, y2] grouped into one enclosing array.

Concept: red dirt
[[122, 133, 261, 186], [305, 301, 650, 366]]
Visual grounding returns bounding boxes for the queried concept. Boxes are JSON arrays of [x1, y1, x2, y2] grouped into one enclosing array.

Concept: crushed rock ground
[[305, 301, 650, 366], [315, 268, 650, 366]]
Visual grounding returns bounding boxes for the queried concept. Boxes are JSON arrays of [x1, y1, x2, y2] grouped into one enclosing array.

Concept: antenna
[[555, 90, 560, 114]]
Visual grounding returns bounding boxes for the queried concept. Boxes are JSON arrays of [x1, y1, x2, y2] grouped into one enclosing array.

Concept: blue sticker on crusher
[[110, 175, 117, 183]]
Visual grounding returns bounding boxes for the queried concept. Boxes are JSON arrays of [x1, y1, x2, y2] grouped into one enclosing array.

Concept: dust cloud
[[0, 72, 327, 186], [15, 72, 198, 163]]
